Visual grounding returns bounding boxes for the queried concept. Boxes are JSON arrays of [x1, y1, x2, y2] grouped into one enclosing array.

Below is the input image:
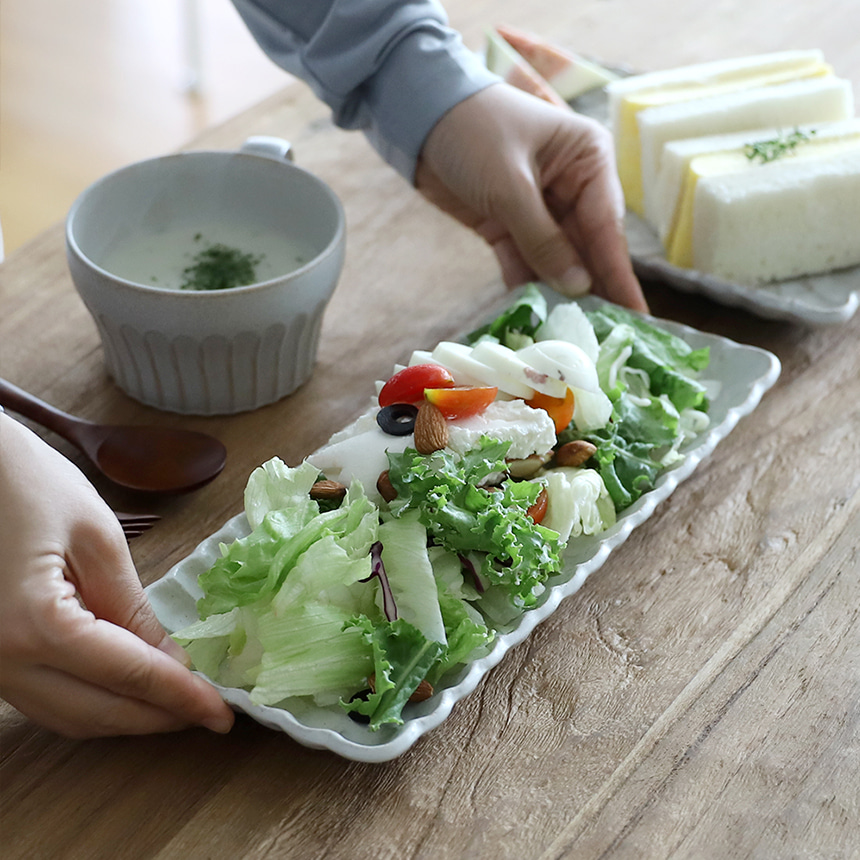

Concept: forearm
[[230, 0, 499, 180]]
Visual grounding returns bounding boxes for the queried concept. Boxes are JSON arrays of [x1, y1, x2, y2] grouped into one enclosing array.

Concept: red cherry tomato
[[526, 487, 549, 524], [424, 385, 498, 420], [525, 388, 575, 434], [379, 364, 455, 407]]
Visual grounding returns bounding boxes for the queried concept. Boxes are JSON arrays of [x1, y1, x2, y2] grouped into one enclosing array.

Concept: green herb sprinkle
[[180, 241, 263, 291], [744, 128, 817, 165]]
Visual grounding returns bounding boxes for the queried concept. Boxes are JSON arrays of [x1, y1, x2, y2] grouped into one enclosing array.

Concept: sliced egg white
[[516, 340, 601, 394], [571, 388, 613, 431], [535, 303, 600, 365], [408, 350, 435, 366], [431, 342, 535, 399], [470, 341, 568, 400], [413, 345, 483, 387]]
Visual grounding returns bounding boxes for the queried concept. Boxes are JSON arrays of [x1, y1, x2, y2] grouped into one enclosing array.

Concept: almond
[[554, 439, 597, 468], [413, 400, 448, 454], [377, 469, 397, 503], [309, 479, 348, 501], [526, 486, 549, 524], [367, 673, 434, 703], [409, 679, 434, 703], [506, 451, 553, 478]]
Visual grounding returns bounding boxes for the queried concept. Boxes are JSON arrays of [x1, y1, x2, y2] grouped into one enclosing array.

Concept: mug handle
[[240, 136, 295, 162]]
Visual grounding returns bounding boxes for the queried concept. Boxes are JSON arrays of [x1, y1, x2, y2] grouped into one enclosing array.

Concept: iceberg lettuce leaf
[[197, 470, 379, 619], [378, 513, 447, 645], [244, 457, 320, 531], [429, 586, 493, 684], [251, 602, 375, 705], [538, 467, 616, 542], [588, 306, 709, 412]]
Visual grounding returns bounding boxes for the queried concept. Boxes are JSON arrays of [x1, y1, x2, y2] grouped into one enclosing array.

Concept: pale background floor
[[0, 0, 293, 257]]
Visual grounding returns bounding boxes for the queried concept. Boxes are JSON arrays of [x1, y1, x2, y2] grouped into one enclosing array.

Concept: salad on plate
[[172, 287, 713, 731]]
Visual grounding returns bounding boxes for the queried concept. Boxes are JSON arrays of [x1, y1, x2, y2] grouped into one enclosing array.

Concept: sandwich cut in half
[[655, 119, 860, 283], [603, 50, 847, 217]]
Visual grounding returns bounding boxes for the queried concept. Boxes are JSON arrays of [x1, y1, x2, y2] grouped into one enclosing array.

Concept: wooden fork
[[115, 511, 160, 541]]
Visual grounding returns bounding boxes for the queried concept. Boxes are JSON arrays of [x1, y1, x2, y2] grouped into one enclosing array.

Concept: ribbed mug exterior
[[91, 303, 327, 414]]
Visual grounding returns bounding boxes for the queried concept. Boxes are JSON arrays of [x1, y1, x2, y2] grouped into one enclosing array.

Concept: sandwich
[[603, 50, 843, 216], [635, 76, 854, 227], [493, 23, 619, 100], [660, 120, 860, 283]]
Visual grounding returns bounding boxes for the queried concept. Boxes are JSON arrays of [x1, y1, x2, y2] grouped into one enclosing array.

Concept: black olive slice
[[376, 403, 419, 436], [347, 689, 373, 724]]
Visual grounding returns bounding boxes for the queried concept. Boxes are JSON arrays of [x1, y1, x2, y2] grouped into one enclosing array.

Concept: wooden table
[[2, 1, 859, 857]]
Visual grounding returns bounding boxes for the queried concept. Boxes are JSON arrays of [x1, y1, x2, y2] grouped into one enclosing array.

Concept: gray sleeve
[[229, 0, 500, 180]]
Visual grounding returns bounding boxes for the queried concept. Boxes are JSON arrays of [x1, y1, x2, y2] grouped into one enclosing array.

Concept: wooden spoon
[[0, 377, 227, 494]]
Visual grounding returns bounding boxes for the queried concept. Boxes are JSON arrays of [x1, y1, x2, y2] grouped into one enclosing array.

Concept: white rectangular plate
[[146, 292, 780, 762], [572, 81, 860, 325]]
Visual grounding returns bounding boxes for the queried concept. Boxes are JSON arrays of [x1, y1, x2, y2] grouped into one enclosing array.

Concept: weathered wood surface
[[1, 1, 858, 858]]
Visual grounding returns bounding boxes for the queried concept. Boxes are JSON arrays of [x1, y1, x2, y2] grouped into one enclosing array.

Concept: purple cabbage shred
[[458, 553, 485, 593], [360, 541, 399, 621]]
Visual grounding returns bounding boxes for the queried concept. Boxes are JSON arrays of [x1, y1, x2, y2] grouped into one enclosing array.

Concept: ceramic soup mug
[[66, 137, 345, 415]]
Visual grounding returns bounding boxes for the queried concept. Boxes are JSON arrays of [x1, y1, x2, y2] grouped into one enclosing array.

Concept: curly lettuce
[[386, 437, 563, 607]]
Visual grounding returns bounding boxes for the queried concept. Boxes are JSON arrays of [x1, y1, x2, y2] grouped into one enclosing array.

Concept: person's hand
[[0, 413, 234, 738], [416, 82, 648, 312]]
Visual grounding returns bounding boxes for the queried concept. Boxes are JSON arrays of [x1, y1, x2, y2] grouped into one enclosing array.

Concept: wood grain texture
[[2, 2, 859, 858]]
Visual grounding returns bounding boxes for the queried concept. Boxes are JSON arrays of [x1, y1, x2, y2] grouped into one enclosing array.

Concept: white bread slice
[[638, 76, 854, 227], [656, 119, 860, 270], [691, 141, 860, 284]]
